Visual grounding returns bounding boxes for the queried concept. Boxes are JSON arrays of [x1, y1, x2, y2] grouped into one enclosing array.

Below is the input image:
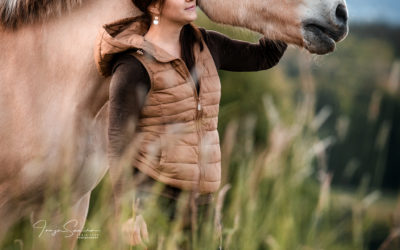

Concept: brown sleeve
[[199, 27, 287, 71], [108, 53, 150, 165], [107, 53, 151, 215]]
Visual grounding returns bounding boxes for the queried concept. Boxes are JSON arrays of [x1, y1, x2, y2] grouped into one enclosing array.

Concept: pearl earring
[[153, 16, 159, 25]]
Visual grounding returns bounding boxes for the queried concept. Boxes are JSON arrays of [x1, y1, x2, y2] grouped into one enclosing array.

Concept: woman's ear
[[147, 2, 161, 16]]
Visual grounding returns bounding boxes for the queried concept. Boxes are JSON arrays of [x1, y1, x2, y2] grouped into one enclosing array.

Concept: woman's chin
[[187, 16, 197, 23], [173, 14, 197, 26], [185, 12, 197, 22], [182, 17, 197, 25]]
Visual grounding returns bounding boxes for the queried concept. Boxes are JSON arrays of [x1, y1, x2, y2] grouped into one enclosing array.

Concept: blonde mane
[[0, 0, 84, 28]]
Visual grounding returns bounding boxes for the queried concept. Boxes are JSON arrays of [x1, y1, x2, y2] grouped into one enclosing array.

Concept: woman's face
[[158, 0, 197, 25]]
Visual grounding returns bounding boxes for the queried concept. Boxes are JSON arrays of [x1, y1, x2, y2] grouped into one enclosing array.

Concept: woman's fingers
[[132, 215, 143, 244], [137, 214, 149, 242], [121, 217, 136, 245], [122, 217, 141, 245], [121, 215, 149, 247]]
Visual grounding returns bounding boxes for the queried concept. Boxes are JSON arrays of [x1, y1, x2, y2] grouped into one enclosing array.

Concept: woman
[[94, 0, 287, 248]]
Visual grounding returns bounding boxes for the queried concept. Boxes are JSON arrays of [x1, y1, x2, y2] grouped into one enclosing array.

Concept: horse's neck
[[0, 0, 136, 165], [0, 0, 136, 117]]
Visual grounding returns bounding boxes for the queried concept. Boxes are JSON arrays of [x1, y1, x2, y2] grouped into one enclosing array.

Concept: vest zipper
[[196, 96, 204, 192], [173, 59, 204, 192]]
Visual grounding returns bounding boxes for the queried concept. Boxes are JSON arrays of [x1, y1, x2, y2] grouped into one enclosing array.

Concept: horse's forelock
[[0, 0, 84, 29]]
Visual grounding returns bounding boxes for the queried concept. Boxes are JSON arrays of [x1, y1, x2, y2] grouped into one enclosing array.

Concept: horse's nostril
[[335, 4, 348, 24]]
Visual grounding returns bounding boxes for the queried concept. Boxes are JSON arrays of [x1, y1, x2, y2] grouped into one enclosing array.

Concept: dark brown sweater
[[108, 27, 287, 191]]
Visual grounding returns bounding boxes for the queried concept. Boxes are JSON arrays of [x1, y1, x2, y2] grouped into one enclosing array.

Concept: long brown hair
[[132, 0, 204, 73]]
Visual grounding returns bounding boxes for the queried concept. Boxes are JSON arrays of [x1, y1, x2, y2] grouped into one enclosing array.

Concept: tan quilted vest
[[95, 16, 222, 194]]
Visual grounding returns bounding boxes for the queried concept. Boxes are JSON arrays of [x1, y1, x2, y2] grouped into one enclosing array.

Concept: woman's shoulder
[[198, 27, 217, 43], [111, 53, 145, 75], [198, 27, 229, 38], [198, 27, 207, 38], [197, 27, 232, 50], [110, 52, 151, 92]]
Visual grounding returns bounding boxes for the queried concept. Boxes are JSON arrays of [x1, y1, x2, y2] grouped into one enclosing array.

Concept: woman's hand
[[121, 198, 149, 247], [259, 38, 288, 69], [261, 38, 288, 54], [121, 214, 149, 247]]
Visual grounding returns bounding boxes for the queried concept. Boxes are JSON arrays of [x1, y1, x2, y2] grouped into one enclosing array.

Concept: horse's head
[[1, 0, 347, 55], [198, 0, 349, 55]]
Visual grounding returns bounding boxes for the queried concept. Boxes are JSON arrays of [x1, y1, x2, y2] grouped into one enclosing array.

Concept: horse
[[0, 0, 348, 247]]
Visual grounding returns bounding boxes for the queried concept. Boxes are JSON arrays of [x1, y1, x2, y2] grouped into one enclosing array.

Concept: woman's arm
[[108, 54, 150, 163], [108, 53, 150, 213], [199, 28, 287, 72]]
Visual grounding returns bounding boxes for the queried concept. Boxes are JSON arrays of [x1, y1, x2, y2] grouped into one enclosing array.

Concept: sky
[[346, 0, 400, 24]]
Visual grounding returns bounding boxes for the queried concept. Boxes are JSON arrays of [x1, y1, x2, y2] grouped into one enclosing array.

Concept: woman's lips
[[185, 5, 196, 11]]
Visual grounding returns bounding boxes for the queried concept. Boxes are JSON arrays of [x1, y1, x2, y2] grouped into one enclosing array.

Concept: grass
[[2, 65, 398, 250]]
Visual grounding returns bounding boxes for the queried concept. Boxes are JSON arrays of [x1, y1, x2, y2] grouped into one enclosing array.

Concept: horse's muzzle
[[302, 3, 349, 55]]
